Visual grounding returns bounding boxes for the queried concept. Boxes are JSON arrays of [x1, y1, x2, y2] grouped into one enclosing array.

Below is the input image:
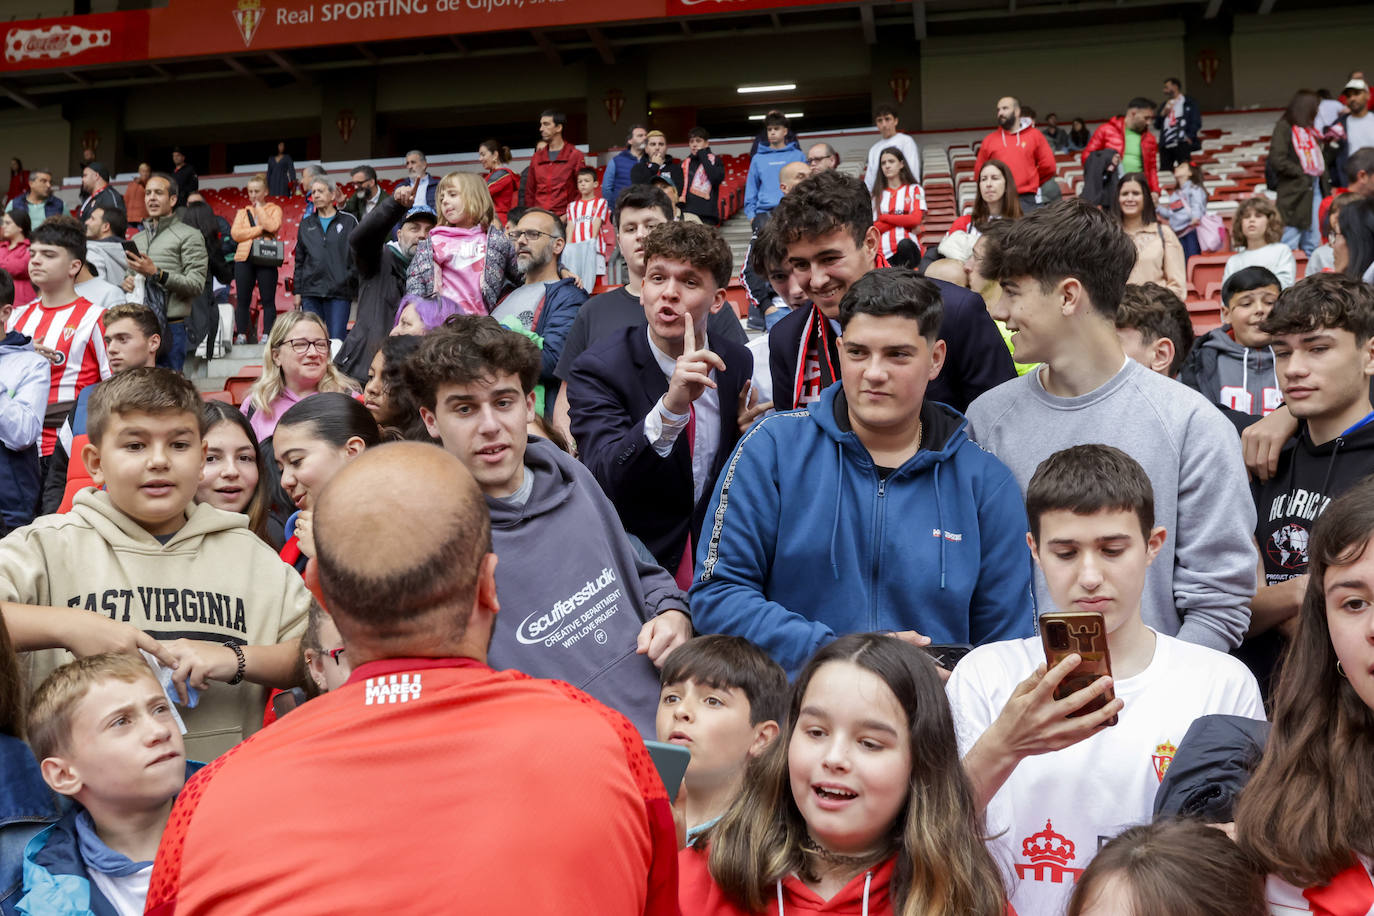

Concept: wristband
[[224, 641, 246, 685]]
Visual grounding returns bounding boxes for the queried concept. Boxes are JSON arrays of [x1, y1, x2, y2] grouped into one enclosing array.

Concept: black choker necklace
[[798, 835, 895, 883]]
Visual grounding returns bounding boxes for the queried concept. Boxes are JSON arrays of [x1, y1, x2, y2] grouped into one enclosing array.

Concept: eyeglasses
[[279, 338, 330, 355], [509, 229, 552, 243], [327, 646, 346, 664], [806, 156, 832, 165]]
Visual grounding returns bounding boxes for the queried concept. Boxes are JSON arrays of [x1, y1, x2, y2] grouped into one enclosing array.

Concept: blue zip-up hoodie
[[744, 140, 805, 218], [690, 383, 1036, 675], [600, 147, 641, 207]]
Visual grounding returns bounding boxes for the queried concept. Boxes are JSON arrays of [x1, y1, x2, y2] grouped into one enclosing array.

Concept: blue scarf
[[74, 810, 152, 877]]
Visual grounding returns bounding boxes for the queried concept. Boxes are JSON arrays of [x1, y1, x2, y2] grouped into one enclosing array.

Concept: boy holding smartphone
[[945, 444, 1264, 916]]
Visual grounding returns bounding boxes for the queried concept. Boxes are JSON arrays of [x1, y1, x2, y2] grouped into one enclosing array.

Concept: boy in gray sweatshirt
[[965, 199, 1257, 652], [408, 315, 691, 735]]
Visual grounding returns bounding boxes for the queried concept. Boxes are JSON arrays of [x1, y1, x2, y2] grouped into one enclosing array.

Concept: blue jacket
[[600, 147, 640, 207], [7, 198, 63, 223], [12, 761, 204, 916], [0, 738, 61, 916], [531, 277, 587, 391], [690, 384, 1036, 674], [744, 141, 805, 218]]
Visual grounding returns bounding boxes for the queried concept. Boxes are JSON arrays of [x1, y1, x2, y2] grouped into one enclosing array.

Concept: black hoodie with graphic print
[[1242, 412, 1374, 696]]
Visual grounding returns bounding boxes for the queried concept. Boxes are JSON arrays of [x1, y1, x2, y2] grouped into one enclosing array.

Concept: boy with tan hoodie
[[0, 367, 311, 760]]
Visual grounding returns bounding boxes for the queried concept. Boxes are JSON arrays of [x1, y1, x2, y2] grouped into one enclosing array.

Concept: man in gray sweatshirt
[[965, 199, 1257, 652], [409, 315, 692, 735]]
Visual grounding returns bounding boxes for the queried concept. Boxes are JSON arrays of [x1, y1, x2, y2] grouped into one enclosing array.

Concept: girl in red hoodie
[[678, 633, 1011, 916]]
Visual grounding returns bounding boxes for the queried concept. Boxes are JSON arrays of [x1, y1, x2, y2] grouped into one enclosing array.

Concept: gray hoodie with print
[[1179, 325, 1279, 418], [485, 436, 688, 735]]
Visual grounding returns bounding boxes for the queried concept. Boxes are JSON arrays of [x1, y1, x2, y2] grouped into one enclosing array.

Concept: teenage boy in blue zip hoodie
[[690, 268, 1036, 675], [744, 113, 805, 225]]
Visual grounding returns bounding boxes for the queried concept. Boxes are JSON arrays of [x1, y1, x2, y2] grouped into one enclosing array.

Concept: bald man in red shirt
[[146, 443, 679, 916], [974, 95, 1058, 212]]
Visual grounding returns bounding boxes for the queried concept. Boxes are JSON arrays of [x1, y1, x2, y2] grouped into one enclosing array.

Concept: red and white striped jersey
[[566, 197, 608, 248], [8, 296, 110, 455], [875, 183, 926, 261]]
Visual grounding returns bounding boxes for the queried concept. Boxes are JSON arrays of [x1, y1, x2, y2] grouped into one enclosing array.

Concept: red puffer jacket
[[1082, 116, 1160, 193]]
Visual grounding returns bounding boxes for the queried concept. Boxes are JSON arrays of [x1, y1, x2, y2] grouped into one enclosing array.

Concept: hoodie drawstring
[[933, 462, 947, 590], [774, 869, 874, 915], [829, 440, 843, 580], [1320, 437, 1344, 499], [1241, 348, 1249, 407]]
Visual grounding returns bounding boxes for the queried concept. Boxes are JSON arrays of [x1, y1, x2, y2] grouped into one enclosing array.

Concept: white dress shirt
[[642, 326, 720, 504]]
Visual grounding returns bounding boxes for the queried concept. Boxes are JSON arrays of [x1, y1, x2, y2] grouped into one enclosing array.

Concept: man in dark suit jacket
[[762, 168, 1016, 414], [566, 222, 764, 587]]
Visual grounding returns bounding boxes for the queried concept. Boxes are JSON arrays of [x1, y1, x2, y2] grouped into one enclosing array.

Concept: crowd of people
[[0, 74, 1372, 916]]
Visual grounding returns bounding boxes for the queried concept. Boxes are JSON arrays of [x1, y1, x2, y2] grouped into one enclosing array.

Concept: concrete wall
[[0, 105, 69, 174], [1231, 11, 1369, 109], [920, 23, 1186, 130]]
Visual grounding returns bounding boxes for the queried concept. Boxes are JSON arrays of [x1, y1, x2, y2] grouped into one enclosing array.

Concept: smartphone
[[644, 739, 691, 802], [923, 643, 973, 670], [121, 240, 140, 256], [1039, 611, 1117, 727]]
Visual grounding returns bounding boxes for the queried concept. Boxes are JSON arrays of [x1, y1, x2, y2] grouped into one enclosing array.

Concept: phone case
[[1039, 611, 1117, 726]]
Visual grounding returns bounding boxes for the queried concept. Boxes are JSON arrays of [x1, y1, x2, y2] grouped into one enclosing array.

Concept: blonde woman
[[404, 171, 520, 316], [241, 311, 359, 442], [230, 173, 283, 344]]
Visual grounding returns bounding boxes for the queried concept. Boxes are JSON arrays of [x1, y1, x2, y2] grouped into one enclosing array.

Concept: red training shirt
[[146, 657, 679, 916]]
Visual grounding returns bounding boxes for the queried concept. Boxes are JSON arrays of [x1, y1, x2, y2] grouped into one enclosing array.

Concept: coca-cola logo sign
[[6, 24, 111, 62]]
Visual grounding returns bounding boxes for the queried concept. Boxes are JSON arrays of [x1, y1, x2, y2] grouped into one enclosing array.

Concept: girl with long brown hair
[[677, 633, 1009, 916], [1235, 479, 1374, 911]]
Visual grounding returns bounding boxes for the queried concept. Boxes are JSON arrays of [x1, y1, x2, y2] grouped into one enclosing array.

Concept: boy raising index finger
[[567, 222, 754, 590]]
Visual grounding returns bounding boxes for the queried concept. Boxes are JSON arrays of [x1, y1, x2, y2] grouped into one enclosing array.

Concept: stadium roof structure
[[0, 0, 1358, 113]]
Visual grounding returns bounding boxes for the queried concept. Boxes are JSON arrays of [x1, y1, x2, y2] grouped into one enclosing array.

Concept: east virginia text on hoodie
[[0, 489, 311, 761]]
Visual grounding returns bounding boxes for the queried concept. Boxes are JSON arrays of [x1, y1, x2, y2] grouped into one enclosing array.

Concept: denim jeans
[[155, 320, 187, 372], [1281, 176, 1323, 255], [301, 296, 351, 340]]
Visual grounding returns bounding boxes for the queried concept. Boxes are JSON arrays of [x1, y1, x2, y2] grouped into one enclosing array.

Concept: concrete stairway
[[720, 211, 753, 277], [183, 343, 265, 394]]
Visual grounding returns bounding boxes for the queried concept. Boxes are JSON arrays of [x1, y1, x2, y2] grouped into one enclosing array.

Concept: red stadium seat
[[1187, 254, 1230, 298], [224, 366, 263, 406]]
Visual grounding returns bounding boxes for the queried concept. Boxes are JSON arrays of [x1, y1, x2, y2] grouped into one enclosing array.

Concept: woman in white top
[[1235, 481, 1374, 914], [1113, 172, 1187, 300], [1223, 196, 1298, 288]]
